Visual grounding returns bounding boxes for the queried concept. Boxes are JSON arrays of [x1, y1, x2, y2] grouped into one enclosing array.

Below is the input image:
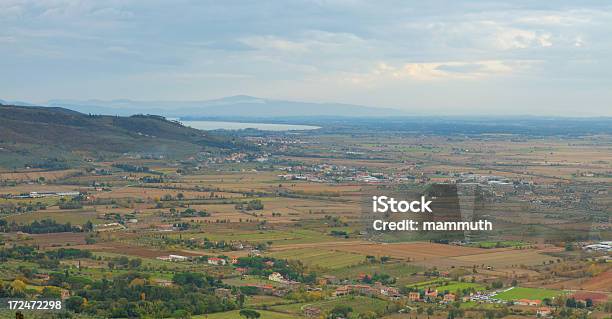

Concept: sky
[[1, 0, 611, 116]]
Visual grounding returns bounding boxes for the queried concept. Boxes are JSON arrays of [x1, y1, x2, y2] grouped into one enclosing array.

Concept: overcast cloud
[[1, 0, 611, 115]]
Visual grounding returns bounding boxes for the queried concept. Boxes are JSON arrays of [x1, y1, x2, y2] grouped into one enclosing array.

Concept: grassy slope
[[0, 104, 249, 169]]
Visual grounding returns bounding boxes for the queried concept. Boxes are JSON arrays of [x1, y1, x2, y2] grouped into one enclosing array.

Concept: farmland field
[[494, 287, 564, 301], [268, 247, 366, 269]]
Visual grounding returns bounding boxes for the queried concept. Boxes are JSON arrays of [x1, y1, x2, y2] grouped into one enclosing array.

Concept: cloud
[[1, 0, 611, 115], [240, 31, 367, 56], [341, 60, 530, 85], [494, 27, 553, 50]]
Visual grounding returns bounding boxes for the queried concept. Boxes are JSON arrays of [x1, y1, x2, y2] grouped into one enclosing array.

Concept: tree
[[66, 296, 84, 313], [491, 280, 503, 289], [426, 307, 434, 318], [329, 305, 352, 319], [172, 309, 191, 319], [128, 258, 142, 269], [239, 309, 261, 319], [41, 286, 62, 298], [238, 293, 245, 308], [83, 220, 94, 232]]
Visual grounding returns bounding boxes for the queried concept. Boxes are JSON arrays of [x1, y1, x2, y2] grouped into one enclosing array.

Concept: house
[[444, 293, 456, 303], [409, 292, 421, 302], [157, 254, 189, 262], [352, 284, 376, 296], [154, 279, 173, 287], [425, 289, 438, 299], [537, 307, 552, 317], [208, 257, 227, 265], [268, 272, 285, 282], [214, 288, 232, 298], [318, 275, 338, 285], [265, 260, 275, 267], [334, 286, 350, 297], [272, 288, 289, 297], [169, 254, 189, 261], [34, 274, 51, 282], [515, 299, 541, 306], [381, 286, 402, 299], [230, 257, 239, 264], [303, 306, 321, 318]]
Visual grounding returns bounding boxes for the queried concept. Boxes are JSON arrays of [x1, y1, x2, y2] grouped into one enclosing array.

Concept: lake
[[180, 120, 320, 131]]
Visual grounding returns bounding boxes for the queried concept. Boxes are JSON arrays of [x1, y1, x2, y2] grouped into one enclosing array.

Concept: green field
[[268, 248, 365, 269], [494, 287, 563, 301], [4, 209, 104, 224], [469, 241, 526, 249]]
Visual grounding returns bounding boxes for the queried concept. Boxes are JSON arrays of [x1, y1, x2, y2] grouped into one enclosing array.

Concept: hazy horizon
[[2, 1, 612, 116]]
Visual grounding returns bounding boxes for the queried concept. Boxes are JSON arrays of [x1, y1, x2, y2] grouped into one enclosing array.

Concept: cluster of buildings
[[406, 289, 457, 303], [333, 282, 402, 300], [197, 151, 271, 165], [581, 241, 612, 252], [268, 272, 300, 286], [156, 255, 233, 265], [94, 222, 126, 232], [6, 191, 81, 199], [156, 254, 190, 262]]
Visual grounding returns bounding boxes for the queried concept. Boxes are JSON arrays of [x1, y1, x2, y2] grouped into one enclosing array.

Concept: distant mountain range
[[34, 95, 405, 118]]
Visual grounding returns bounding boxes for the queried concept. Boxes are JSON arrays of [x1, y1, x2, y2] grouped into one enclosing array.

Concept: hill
[[46, 95, 405, 118], [0, 104, 248, 169]]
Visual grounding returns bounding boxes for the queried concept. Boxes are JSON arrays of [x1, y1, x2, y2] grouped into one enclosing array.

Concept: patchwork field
[[333, 242, 493, 261], [447, 248, 560, 267], [1, 123, 609, 319], [268, 247, 366, 269]]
